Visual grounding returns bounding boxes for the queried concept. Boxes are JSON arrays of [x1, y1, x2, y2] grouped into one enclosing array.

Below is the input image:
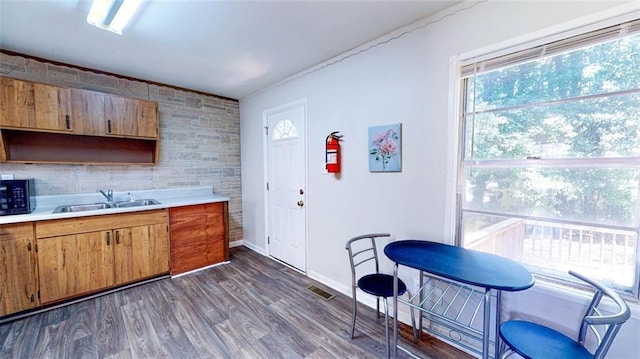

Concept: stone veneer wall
[[0, 52, 243, 243]]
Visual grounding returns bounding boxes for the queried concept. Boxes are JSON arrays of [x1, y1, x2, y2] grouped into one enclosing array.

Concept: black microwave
[[0, 179, 36, 216]]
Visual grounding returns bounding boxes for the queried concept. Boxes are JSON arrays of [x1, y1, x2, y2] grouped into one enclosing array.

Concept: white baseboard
[[307, 270, 352, 297], [234, 239, 268, 255]]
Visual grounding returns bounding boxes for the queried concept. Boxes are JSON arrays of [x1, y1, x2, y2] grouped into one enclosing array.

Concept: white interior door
[[266, 101, 307, 271]]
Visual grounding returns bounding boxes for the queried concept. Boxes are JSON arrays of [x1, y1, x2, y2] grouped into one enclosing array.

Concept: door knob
[[297, 200, 304, 207]]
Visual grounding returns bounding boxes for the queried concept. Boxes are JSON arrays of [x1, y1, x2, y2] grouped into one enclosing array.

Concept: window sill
[[531, 279, 640, 321]]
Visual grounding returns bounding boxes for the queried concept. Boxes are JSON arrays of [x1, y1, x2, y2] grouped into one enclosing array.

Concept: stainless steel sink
[[52, 199, 160, 213], [113, 199, 161, 208], [53, 203, 112, 213]]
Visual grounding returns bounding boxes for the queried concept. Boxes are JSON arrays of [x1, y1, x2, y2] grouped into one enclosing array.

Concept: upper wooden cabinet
[[1, 78, 72, 132], [1, 77, 35, 129], [104, 94, 158, 138], [1, 77, 158, 138], [0, 77, 159, 164], [33, 83, 72, 132], [67, 90, 159, 138], [69, 88, 107, 136]]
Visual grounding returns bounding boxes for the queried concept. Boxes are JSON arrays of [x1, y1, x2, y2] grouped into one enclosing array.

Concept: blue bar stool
[[499, 271, 630, 359], [345, 233, 416, 359]]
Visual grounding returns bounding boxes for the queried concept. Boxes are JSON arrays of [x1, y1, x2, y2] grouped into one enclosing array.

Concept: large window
[[457, 19, 640, 297]]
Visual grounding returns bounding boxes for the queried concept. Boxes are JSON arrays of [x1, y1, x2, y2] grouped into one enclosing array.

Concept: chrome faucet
[[99, 189, 113, 203]]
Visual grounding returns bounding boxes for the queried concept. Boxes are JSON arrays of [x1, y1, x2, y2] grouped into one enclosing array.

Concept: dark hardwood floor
[[0, 246, 474, 359]]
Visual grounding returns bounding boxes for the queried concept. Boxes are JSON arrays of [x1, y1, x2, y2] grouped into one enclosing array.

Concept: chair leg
[[406, 291, 418, 343], [377, 297, 381, 318], [383, 297, 390, 359], [499, 348, 514, 359], [350, 287, 357, 339]]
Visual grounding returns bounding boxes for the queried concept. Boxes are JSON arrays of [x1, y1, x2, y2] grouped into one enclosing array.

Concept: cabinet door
[[104, 95, 158, 138], [136, 100, 158, 138], [33, 83, 72, 132], [170, 202, 227, 275], [70, 89, 106, 136], [114, 223, 169, 285], [38, 231, 115, 304], [0, 223, 38, 316], [1, 79, 72, 132], [0, 77, 35, 128]]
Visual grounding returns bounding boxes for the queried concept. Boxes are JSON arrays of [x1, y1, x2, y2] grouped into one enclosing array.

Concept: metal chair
[[499, 270, 630, 359], [345, 233, 416, 358]]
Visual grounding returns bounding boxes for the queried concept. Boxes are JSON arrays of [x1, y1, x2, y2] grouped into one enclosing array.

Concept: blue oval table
[[384, 240, 535, 359]]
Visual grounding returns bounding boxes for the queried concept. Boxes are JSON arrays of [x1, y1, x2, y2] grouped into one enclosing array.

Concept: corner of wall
[[237, 240, 268, 256]]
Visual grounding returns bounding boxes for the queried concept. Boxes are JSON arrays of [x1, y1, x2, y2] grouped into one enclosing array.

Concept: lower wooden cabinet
[[38, 231, 115, 304], [36, 210, 169, 304], [114, 222, 169, 285], [1, 202, 226, 318], [0, 222, 38, 316], [169, 202, 228, 275]]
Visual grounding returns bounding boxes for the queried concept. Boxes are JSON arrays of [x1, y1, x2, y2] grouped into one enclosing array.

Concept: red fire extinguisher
[[325, 131, 342, 173]]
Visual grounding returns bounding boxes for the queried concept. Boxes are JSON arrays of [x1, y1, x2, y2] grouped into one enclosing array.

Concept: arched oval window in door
[[273, 118, 297, 140]]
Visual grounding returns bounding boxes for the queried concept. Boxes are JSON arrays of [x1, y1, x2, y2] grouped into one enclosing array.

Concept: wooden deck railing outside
[[465, 218, 638, 288]]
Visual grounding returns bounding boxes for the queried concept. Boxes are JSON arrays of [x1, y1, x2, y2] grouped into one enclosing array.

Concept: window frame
[[451, 15, 640, 299]]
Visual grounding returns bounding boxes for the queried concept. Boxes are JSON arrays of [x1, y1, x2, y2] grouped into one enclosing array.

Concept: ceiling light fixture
[[87, 0, 142, 35]]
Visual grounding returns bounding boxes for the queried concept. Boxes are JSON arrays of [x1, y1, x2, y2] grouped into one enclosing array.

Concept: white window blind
[[461, 19, 640, 78]]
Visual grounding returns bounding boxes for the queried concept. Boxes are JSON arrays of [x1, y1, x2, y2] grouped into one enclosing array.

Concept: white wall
[[240, 1, 639, 357]]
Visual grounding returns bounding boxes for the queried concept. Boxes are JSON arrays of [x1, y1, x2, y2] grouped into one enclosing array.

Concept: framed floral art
[[368, 123, 401, 172]]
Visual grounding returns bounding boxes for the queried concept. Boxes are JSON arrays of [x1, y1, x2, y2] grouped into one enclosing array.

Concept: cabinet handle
[[27, 242, 32, 251], [115, 230, 120, 244], [106, 232, 111, 245], [65, 115, 70, 129], [107, 119, 112, 133]]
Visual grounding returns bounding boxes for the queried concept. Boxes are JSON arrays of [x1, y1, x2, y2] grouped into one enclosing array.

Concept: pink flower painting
[[369, 123, 401, 172]]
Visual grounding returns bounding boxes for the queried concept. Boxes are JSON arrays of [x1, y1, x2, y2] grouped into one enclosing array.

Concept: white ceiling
[[0, 0, 460, 99]]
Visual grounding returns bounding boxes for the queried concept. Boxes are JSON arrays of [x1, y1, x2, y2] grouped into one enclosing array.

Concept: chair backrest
[[345, 233, 390, 286], [570, 271, 631, 359]]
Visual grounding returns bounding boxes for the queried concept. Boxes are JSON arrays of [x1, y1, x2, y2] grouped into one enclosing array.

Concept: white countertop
[[0, 186, 229, 225]]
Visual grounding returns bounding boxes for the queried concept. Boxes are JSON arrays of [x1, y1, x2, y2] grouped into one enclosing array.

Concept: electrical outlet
[[1, 174, 14, 180]]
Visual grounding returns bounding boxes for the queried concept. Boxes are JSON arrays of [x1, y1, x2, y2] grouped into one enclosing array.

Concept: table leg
[[495, 290, 502, 359], [419, 270, 424, 335], [393, 263, 399, 359], [482, 288, 491, 359]]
